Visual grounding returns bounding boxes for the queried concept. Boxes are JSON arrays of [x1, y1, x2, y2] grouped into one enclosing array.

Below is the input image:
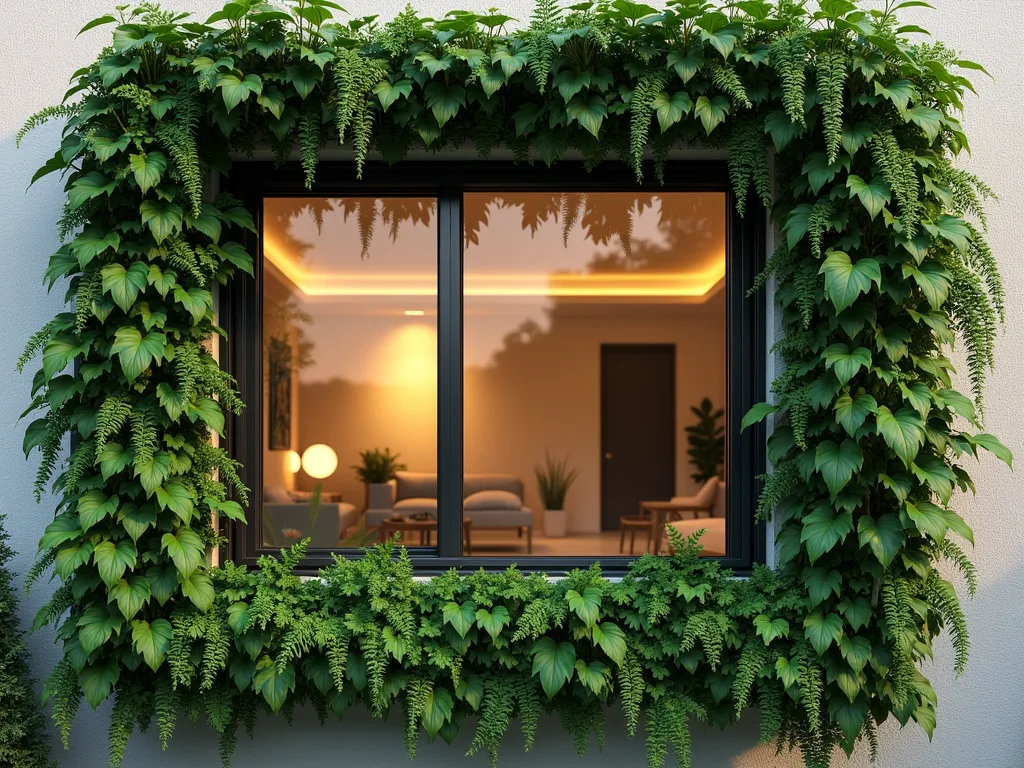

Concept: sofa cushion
[[464, 474, 523, 498], [393, 497, 437, 515], [668, 518, 726, 557], [394, 472, 438, 502], [464, 508, 534, 528], [264, 485, 292, 503], [464, 490, 522, 510]]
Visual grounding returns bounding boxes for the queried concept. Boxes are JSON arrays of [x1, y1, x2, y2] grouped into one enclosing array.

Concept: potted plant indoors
[[352, 448, 407, 510], [535, 451, 578, 538], [685, 397, 725, 483]]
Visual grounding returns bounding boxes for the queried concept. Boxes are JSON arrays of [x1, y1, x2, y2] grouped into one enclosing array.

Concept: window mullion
[[437, 189, 463, 558]]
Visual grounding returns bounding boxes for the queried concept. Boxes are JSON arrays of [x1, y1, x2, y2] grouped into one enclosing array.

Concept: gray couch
[[263, 490, 357, 548], [366, 472, 534, 552]]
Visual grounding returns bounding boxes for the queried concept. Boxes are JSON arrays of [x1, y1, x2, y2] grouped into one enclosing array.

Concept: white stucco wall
[[2, 1, 1021, 766]]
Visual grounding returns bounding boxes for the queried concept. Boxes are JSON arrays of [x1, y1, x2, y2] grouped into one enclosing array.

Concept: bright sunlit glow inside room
[[261, 192, 728, 558]]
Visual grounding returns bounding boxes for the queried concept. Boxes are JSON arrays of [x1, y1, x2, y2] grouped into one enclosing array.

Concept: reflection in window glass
[[261, 197, 437, 548], [461, 192, 728, 557]]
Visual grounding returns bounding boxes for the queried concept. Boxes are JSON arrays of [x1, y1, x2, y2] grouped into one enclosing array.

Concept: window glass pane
[[462, 192, 727, 558], [261, 197, 437, 548]]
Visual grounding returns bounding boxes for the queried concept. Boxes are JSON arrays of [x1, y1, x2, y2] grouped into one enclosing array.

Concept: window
[[223, 162, 765, 572]]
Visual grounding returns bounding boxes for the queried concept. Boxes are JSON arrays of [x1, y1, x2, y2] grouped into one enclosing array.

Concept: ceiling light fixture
[[404, 310, 425, 316]]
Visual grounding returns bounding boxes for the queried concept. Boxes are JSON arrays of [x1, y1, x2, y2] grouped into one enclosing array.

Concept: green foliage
[[685, 397, 725, 484], [16, 1, 1011, 767], [534, 451, 579, 510], [0, 516, 53, 768], [351, 447, 407, 485]]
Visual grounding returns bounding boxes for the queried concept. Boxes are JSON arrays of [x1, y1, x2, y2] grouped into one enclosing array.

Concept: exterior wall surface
[[1, 1, 1022, 766]]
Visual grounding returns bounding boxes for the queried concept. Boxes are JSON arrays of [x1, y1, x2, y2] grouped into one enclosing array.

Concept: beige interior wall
[[290, 291, 725, 532]]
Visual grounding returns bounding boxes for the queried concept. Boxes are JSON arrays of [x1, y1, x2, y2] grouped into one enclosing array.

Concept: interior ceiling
[[262, 193, 727, 301]]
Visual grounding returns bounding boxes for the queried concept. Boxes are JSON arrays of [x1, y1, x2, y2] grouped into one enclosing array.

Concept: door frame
[[599, 343, 677, 531]]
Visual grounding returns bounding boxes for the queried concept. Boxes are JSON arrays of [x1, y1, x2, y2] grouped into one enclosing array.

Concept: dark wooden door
[[600, 344, 676, 531]]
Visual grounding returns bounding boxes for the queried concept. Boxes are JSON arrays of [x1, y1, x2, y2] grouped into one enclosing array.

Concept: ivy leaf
[[131, 618, 172, 671], [217, 72, 263, 112], [254, 657, 295, 712], [423, 82, 466, 127], [284, 63, 320, 100], [740, 401, 779, 430], [155, 477, 195, 522], [80, 659, 120, 708], [156, 383, 186, 420], [38, 515, 83, 552], [652, 91, 693, 132], [173, 286, 214, 324], [876, 406, 925, 467], [970, 432, 1013, 467], [857, 514, 904, 567], [565, 93, 608, 137], [442, 600, 476, 638], [553, 69, 591, 101], [128, 152, 167, 194], [591, 621, 626, 665], [421, 687, 454, 741], [874, 78, 917, 111], [801, 507, 854, 562], [566, 586, 602, 626], [492, 47, 529, 78], [118, 503, 156, 542], [135, 452, 171, 495], [93, 539, 137, 588], [764, 110, 803, 151], [574, 660, 611, 695], [775, 656, 799, 688], [160, 528, 205, 578], [455, 675, 484, 711], [77, 490, 119, 531], [879, 472, 914, 503], [255, 86, 286, 118], [110, 576, 150, 620], [414, 51, 454, 76], [381, 626, 407, 662], [140, 200, 184, 244], [474, 606, 510, 641], [902, 261, 950, 309], [911, 454, 956, 504], [667, 47, 704, 83], [373, 79, 412, 111], [814, 441, 863, 497], [833, 393, 877, 436], [837, 596, 872, 632], [904, 501, 949, 540], [901, 105, 943, 142], [69, 172, 117, 209], [841, 122, 874, 156], [923, 215, 972, 253], [845, 175, 891, 219], [820, 250, 881, 313], [803, 611, 843, 654], [803, 567, 843, 605], [181, 570, 215, 612], [111, 327, 167, 381], [530, 637, 576, 698], [694, 95, 729, 134], [146, 566, 178, 606], [101, 262, 149, 313], [823, 344, 872, 386], [935, 388, 977, 426], [71, 227, 120, 268], [479, 65, 506, 98], [802, 152, 850, 195], [807, 374, 843, 410], [753, 615, 790, 645]]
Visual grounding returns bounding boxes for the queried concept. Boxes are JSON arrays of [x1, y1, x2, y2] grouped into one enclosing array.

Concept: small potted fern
[[352, 448, 406, 510], [535, 451, 578, 538]]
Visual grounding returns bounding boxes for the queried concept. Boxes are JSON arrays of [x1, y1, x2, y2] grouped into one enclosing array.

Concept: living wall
[[16, 0, 1011, 766]]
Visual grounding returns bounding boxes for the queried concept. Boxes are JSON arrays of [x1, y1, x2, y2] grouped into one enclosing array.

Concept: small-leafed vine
[[16, 0, 1011, 767]]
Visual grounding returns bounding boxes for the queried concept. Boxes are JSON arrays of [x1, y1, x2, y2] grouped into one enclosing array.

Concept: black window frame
[[222, 159, 766, 575]]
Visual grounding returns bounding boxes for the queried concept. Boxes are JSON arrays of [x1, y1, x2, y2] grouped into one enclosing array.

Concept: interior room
[[260, 191, 728, 558]]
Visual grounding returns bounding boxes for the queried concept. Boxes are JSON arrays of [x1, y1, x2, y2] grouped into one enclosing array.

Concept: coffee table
[[378, 517, 473, 554]]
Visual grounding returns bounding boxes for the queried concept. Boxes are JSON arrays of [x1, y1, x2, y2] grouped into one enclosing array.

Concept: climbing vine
[[16, 0, 1011, 766]]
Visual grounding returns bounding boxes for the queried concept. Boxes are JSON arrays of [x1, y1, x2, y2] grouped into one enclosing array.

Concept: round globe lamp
[[287, 449, 302, 474], [301, 444, 338, 479]]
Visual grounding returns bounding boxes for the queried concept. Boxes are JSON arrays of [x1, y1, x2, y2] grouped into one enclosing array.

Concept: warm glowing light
[[263, 233, 725, 299], [301, 444, 338, 479], [287, 450, 301, 474], [404, 310, 425, 316]]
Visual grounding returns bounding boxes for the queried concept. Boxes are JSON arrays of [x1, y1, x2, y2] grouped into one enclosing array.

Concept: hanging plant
[[15, 0, 1011, 767]]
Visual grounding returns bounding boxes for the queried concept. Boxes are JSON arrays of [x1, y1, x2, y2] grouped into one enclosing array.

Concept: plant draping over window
[[16, 0, 1011, 766]]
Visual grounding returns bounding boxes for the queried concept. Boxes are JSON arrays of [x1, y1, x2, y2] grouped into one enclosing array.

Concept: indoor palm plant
[[685, 397, 725, 484], [535, 451, 579, 538], [352, 448, 406, 509]]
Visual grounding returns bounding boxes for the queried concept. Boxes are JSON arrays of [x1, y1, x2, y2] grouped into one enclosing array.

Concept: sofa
[[667, 478, 726, 556], [263, 486, 357, 548], [365, 472, 534, 552]]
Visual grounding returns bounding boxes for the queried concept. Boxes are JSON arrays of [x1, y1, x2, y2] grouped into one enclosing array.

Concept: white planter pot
[[367, 483, 393, 509], [544, 508, 568, 538]]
